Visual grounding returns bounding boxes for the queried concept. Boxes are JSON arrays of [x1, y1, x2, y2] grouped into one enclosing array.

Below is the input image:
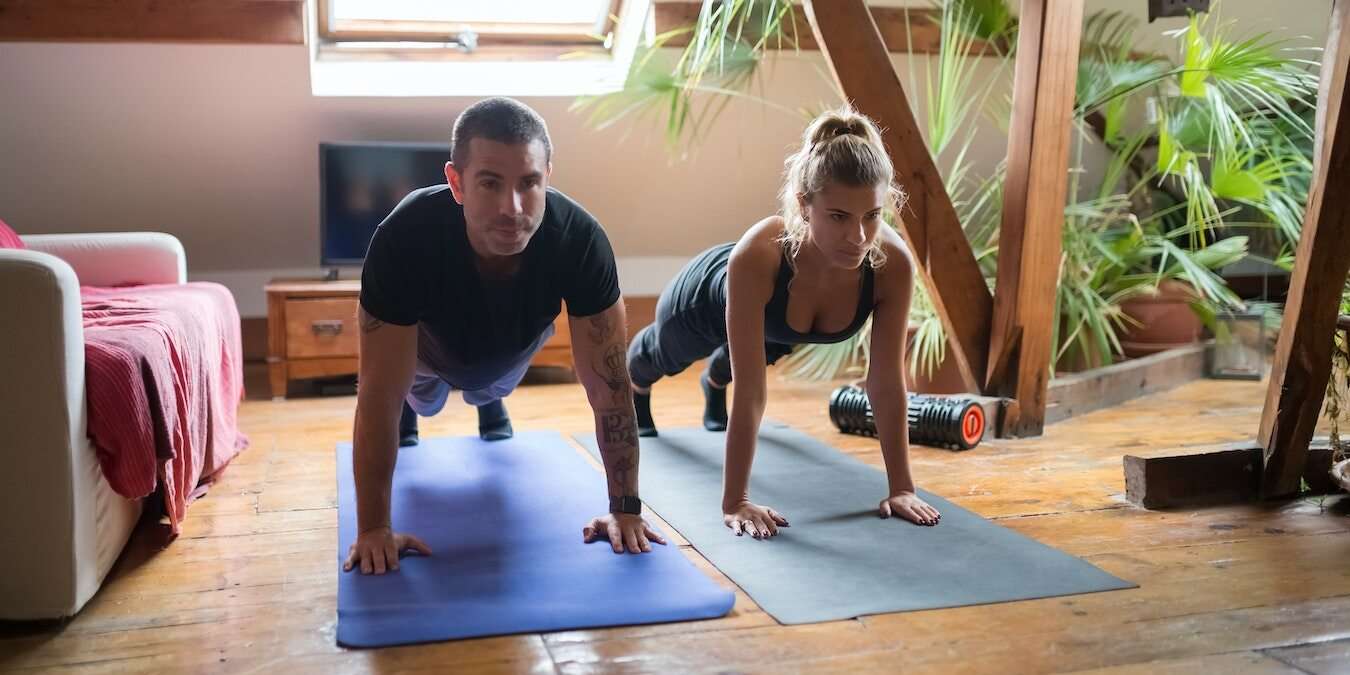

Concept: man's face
[[445, 137, 551, 259]]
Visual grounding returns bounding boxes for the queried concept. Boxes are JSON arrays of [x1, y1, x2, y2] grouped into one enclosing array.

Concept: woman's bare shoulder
[[731, 216, 788, 268], [873, 225, 915, 293]]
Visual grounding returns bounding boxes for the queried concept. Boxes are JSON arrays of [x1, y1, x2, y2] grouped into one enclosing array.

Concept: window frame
[[315, 0, 623, 57]]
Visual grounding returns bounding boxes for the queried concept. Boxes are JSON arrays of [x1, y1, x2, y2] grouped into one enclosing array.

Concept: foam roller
[[828, 385, 984, 450]]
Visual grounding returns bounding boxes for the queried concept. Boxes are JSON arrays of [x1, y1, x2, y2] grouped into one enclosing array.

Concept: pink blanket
[[81, 282, 248, 532]]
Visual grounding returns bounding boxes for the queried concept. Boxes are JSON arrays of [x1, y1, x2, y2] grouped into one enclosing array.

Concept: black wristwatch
[[609, 495, 642, 515]]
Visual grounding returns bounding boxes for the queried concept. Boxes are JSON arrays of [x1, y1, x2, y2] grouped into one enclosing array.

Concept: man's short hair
[[450, 97, 553, 169]]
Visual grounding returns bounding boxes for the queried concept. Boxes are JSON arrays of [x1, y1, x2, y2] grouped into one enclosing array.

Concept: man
[[343, 97, 664, 575]]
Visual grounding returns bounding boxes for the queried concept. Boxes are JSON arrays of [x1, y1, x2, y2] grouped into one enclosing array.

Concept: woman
[[628, 107, 941, 537]]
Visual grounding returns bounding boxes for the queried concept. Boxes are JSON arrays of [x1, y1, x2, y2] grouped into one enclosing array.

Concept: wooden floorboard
[[1, 367, 1347, 673]]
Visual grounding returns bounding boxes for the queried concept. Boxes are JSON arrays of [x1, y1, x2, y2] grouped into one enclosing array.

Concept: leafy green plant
[[574, 1, 1318, 384], [572, 0, 801, 154]]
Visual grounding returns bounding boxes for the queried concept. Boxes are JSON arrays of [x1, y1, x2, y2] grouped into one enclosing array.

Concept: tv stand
[[264, 277, 578, 398]]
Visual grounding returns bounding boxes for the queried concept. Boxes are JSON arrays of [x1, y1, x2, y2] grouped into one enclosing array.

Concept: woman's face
[[800, 181, 887, 269]]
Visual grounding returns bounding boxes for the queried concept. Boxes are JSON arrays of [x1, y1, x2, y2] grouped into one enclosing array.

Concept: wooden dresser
[[264, 279, 574, 398]]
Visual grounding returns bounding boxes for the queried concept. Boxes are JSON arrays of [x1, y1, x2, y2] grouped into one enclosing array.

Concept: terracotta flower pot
[[1117, 280, 1204, 358]]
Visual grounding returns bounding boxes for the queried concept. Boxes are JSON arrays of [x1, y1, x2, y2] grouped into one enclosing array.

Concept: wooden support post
[[802, 0, 992, 395], [1258, 0, 1350, 497], [985, 0, 1084, 437]]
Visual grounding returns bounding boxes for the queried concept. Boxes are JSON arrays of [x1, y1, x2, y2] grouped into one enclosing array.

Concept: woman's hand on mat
[[583, 514, 668, 554], [879, 492, 941, 526], [723, 501, 789, 539], [343, 526, 433, 574]]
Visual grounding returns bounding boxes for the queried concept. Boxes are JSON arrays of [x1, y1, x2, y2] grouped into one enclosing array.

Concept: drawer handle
[[312, 320, 344, 337]]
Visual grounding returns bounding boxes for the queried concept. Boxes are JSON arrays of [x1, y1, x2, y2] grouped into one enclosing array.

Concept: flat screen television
[[319, 141, 450, 266]]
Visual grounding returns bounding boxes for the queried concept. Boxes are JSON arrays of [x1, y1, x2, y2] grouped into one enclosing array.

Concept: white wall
[[0, 1, 1329, 316]]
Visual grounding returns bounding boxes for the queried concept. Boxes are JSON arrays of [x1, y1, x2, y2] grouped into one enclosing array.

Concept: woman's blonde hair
[[777, 106, 904, 269]]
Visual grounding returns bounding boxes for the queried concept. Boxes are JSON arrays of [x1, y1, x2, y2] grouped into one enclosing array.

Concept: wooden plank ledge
[[1125, 439, 1344, 509], [1040, 342, 1208, 428]]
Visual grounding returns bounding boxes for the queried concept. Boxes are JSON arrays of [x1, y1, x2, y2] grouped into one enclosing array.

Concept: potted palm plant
[[1052, 8, 1316, 370]]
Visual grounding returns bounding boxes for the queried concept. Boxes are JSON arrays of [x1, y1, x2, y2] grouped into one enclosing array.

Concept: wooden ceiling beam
[[0, 1, 305, 44]]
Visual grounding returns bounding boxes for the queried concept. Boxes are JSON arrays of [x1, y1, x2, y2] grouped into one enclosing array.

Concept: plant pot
[[905, 325, 968, 394], [1117, 280, 1203, 359]]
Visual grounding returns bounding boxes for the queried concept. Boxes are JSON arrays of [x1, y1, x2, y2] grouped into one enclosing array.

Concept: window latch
[[455, 29, 479, 53]]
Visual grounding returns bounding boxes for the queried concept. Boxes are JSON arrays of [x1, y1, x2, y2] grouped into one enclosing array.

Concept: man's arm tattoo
[[592, 343, 630, 405], [588, 312, 616, 344], [597, 407, 639, 495], [610, 454, 636, 497], [600, 407, 637, 446]]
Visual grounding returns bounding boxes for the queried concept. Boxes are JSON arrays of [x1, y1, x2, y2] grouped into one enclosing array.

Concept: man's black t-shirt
[[359, 185, 620, 390]]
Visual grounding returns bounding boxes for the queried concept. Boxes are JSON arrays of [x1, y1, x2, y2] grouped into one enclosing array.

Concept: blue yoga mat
[[336, 431, 735, 647]]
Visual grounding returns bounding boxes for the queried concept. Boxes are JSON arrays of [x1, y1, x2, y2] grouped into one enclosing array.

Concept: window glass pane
[[331, 0, 610, 25]]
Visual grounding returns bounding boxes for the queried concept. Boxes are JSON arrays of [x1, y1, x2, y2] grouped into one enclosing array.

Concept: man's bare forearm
[[353, 404, 397, 532], [583, 311, 641, 499], [596, 406, 640, 497], [352, 307, 408, 534]]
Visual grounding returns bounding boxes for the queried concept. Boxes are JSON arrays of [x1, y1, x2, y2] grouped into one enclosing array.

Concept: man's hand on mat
[[879, 492, 941, 526], [723, 501, 789, 539], [343, 526, 433, 574], [583, 513, 668, 554]]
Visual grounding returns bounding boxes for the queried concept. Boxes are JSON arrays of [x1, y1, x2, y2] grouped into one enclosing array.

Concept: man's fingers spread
[[360, 552, 373, 575], [608, 526, 623, 553], [645, 526, 668, 545], [623, 529, 641, 554], [373, 549, 388, 575], [638, 533, 652, 552], [405, 535, 432, 556], [385, 543, 400, 570], [582, 525, 595, 542]]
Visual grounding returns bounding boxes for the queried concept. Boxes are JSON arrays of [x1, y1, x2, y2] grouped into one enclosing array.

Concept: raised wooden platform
[[1, 373, 1347, 673]]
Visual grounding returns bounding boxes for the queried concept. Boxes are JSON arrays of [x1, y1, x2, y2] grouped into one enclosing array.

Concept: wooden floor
[[3, 367, 1350, 674]]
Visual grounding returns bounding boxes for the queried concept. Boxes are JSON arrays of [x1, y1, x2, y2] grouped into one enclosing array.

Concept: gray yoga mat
[[575, 422, 1134, 624]]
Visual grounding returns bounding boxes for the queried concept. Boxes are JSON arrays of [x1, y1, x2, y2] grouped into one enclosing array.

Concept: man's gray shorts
[[406, 324, 555, 415]]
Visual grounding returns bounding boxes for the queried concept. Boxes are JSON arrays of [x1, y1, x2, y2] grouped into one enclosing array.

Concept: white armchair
[[0, 232, 187, 620]]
